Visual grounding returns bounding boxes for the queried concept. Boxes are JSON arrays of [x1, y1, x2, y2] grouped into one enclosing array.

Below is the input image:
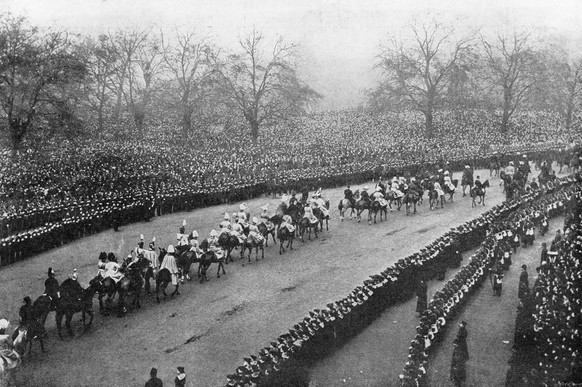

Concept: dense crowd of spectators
[[0, 109, 580, 267], [506, 187, 582, 386]]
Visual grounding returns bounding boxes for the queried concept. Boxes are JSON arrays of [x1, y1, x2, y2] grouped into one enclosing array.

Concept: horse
[[354, 197, 371, 224], [258, 222, 277, 247], [298, 217, 319, 241], [90, 275, 118, 316], [55, 278, 98, 338], [461, 174, 473, 197], [489, 159, 500, 177], [0, 340, 21, 380], [10, 319, 46, 358], [369, 199, 388, 224], [385, 191, 402, 211], [338, 198, 355, 221], [470, 180, 490, 207], [312, 207, 330, 231], [155, 267, 180, 303], [403, 190, 420, 215], [277, 226, 294, 255], [116, 257, 149, 316], [444, 179, 458, 202], [218, 232, 242, 264], [197, 239, 227, 279], [429, 188, 444, 210], [241, 236, 264, 264]]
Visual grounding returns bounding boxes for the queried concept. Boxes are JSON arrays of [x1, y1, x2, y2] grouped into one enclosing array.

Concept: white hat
[[239, 203, 247, 211], [363, 185, 369, 190], [444, 171, 450, 175], [182, 219, 186, 226], [210, 229, 218, 237], [152, 236, 156, 242], [224, 213, 230, 220], [167, 245, 175, 254], [438, 169, 443, 172], [0, 319, 9, 330], [252, 217, 258, 224], [140, 234, 144, 240], [465, 165, 470, 169], [191, 230, 198, 238]]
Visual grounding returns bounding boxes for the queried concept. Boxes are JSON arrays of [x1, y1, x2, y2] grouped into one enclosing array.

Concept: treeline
[[0, 14, 321, 154]]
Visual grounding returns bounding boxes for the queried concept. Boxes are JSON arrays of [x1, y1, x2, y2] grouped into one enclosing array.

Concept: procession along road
[[0, 166, 549, 386]]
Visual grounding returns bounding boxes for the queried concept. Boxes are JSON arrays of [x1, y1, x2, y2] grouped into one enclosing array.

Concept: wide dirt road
[[0, 168, 529, 386]]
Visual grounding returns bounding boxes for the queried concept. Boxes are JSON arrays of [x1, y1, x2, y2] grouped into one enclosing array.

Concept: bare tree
[[372, 18, 474, 137], [0, 14, 86, 156], [481, 29, 539, 132], [161, 29, 217, 137], [217, 28, 321, 140]]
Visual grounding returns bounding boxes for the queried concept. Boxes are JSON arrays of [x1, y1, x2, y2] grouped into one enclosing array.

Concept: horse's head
[[12, 326, 27, 354], [218, 232, 229, 247]]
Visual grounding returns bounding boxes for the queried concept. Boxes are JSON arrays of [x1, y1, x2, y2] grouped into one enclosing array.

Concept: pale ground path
[[426, 217, 562, 387], [0, 164, 554, 386]]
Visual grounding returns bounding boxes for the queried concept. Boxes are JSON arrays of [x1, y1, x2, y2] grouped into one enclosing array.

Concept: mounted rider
[[159, 245, 180, 285], [259, 205, 275, 232], [462, 165, 474, 196], [280, 215, 296, 233], [248, 218, 266, 246], [206, 230, 225, 259], [390, 177, 404, 198], [344, 185, 356, 208], [433, 178, 445, 197], [219, 213, 232, 236], [44, 267, 60, 310], [443, 171, 455, 191], [303, 204, 319, 225], [103, 254, 124, 283], [311, 191, 330, 218], [188, 231, 204, 257], [288, 192, 299, 207], [176, 220, 190, 255], [360, 185, 370, 201], [505, 161, 515, 178], [371, 186, 388, 206], [237, 203, 250, 225], [230, 216, 246, 244]]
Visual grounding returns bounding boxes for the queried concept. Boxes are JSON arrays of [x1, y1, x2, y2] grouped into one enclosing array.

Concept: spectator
[[145, 367, 163, 387]]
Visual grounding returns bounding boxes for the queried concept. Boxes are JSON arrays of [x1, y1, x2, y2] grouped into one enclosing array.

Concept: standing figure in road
[[518, 264, 529, 300], [416, 280, 428, 314], [456, 321, 469, 360], [450, 339, 467, 387]]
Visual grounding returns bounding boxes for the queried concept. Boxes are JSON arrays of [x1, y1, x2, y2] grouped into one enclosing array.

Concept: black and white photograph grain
[[0, 0, 581, 386]]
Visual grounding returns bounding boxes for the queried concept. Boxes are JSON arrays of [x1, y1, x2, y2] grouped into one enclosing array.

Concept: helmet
[[224, 213, 230, 220], [0, 319, 9, 330], [252, 217, 258, 224], [191, 230, 199, 238], [167, 245, 175, 253], [210, 229, 218, 237]]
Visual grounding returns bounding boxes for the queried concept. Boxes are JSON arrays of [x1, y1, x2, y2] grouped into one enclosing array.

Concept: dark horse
[[55, 278, 97, 338], [370, 199, 388, 224], [354, 197, 371, 224], [198, 239, 227, 279], [298, 217, 319, 241], [385, 191, 403, 211], [403, 190, 420, 215], [116, 257, 148, 316], [312, 206, 330, 231], [241, 236, 265, 264], [443, 179, 458, 202], [218, 232, 242, 263], [277, 226, 294, 255], [471, 180, 490, 207], [155, 267, 180, 303], [11, 297, 49, 356], [258, 222, 277, 247]]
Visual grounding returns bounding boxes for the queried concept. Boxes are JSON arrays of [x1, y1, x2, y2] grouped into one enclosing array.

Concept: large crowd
[[1, 109, 579, 267]]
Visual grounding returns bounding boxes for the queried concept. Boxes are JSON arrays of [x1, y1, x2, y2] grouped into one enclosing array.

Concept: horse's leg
[[56, 311, 64, 339], [280, 240, 284, 255], [66, 313, 74, 337], [414, 202, 417, 214], [261, 246, 265, 259]]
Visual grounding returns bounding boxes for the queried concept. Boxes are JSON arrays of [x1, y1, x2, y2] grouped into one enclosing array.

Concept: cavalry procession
[[2, 2, 582, 386]]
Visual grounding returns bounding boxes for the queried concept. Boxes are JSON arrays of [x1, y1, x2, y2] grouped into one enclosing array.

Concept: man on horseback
[[371, 187, 388, 206], [176, 221, 190, 255], [160, 245, 180, 286], [248, 218, 266, 247], [360, 185, 370, 201], [206, 230, 226, 259], [433, 179, 445, 198], [103, 255, 124, 283], [505, 161, 515, 179], [219, 213, 231, 232], [237, 204, 250, 225], [280, 215, 296, 233], [259, 205, 275, 232], [443, 171, 455, 192], [44, 267, 60, 311], [230, 218, 246, 244], [289, 192, 299, 207], [462, 165, 473, 197], [303, 204, 319, 225], [19, 297, 33, 326], [344, 185, 356, 208], [311, 192, 330, 219], [188, 231, 204, 256], [390, 177, 404, 199]]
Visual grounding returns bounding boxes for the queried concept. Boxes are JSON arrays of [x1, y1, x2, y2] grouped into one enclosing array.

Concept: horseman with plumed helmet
[[248, 218, 266, 246]]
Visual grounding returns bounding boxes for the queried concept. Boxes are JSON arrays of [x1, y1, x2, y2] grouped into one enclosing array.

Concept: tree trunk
[[9, 118, 29, 159], [250, 120, 259, 142], [182, 106, 192, 139], [501, 87, 512, 133], [134, 107, 145, 137], [423, 110, 433, 139]]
